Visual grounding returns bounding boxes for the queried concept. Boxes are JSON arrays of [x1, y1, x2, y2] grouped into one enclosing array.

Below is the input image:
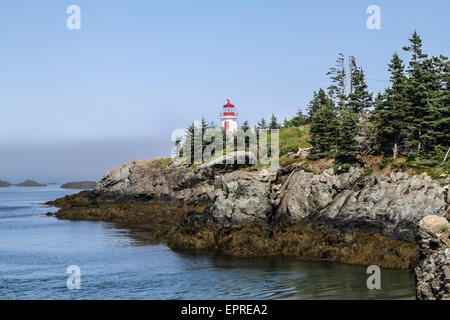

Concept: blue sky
[[0, 0, 449, 182]]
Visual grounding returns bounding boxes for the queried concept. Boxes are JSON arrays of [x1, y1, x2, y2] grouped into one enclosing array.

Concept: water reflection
[[0, 186, 416, 300], [170, 249, 416, 300]]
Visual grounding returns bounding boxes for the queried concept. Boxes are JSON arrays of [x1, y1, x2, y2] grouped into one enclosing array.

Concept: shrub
[[378, 157, 392, 169]]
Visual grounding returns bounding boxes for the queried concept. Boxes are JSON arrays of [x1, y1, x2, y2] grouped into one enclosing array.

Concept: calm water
[[0, 186, 416, 300]]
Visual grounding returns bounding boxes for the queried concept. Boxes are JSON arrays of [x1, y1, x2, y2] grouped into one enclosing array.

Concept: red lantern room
[[220, 99, 238, 134]]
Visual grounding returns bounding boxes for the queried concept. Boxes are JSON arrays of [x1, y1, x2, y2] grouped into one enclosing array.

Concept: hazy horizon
[[1, 1, 449, 181]]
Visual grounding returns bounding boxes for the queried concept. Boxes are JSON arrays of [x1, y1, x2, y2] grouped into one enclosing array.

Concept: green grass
[[403, 160, 449, 179], [151, 158, 173, 169], [239, 162, 270, 172], [278, 125, 310, 156]]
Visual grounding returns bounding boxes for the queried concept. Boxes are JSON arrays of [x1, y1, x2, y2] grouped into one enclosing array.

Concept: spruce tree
[[309, 99, 339, 158], [288, 109, 307, 127], [257, 117, 268, 129], [348, 58, 373, 114], [183, 118, 212, 164], [434, 55, 450, 149], [306, 89, 333, 123], [402, 31, 434, 155], [327, 53, 347, 111], [269, 114, 280, 129], [374, 53, 409, 158], [241, 120, 250, 132], [336, 105, 359, 163]]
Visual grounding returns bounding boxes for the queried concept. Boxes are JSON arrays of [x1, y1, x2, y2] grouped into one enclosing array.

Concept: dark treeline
[[180, 32, 448, 166], [305, 31, 449, 164]]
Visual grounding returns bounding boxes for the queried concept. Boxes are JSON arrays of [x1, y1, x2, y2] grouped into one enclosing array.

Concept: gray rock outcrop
[[415, 215, 450, 300], [205, 166, 448, 242], [208, 170, 276, 227], [95, 158, 215, 204], [277, 169, 447, 242]]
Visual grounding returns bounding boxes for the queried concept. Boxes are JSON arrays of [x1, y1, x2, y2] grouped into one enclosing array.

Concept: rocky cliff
[[95, 158, 215, 205], [48, 157, 449, 273]]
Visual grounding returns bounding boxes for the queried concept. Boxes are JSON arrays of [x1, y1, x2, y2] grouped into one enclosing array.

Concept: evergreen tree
[[309, 99, 339, 158], [241, 120, 250, 132], [348, 57, 373, 114], [287, 109, 307, 127], [269, 114, 280, 129], [183, 117, 212, 164], [257, 117, 268, 129], [402, 31, 436, 155], [434, 56, 450, 149], [374, 53, 409, 158], [327, 53, 347, 111], [306, 89, 333, 123], [336, 105, 359, 163]]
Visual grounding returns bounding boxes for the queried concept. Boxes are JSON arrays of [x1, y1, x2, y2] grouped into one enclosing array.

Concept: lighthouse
[[220, 99, 238, 135]]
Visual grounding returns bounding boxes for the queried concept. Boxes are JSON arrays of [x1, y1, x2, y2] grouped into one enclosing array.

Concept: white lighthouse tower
[[220, 99, 238, 135]]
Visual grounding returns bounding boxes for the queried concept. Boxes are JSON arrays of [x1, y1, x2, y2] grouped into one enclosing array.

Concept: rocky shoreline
[[46, 157, 450, 299]]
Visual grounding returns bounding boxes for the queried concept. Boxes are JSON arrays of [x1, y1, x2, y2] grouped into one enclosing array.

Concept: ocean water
[[0, 186, 416, 300]]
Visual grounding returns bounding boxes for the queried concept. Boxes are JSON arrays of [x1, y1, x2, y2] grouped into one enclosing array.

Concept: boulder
[[208, 170, 276, 227]]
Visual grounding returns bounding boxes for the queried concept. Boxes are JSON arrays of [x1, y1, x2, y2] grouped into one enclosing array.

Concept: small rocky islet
[[0, 180, 12, 187], [15, 180, 47, 187], [46, 154, 450, 300]]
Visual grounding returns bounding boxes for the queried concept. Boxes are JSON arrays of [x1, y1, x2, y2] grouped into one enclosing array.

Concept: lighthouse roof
[[224, 98, 234, 107]]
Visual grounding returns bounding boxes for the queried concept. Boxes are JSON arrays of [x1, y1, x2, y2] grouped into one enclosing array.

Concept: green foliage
[[183, 117, 215, 164], [336, 106, 359, 163], [279, 126, 310, 155], [256, 117, 268, 130], [348, 57, 373, 114], [309, 95, 339, 159], [285, 109, 307, 127], [378, 157, 392, 169], [306, 89, 332, 123], [431, 145, 448, 163], [269, 114, 280, 129], [327, 53, 347, 111], [392, 161, 407, 171], [407, 152, 419, 162], [241, 120, 251, 132]]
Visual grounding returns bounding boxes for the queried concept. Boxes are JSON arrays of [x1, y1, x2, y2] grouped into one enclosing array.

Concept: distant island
[[0, 180, 12, 187], [60, 181, 97, 190], [16, 180, 46, 187]]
